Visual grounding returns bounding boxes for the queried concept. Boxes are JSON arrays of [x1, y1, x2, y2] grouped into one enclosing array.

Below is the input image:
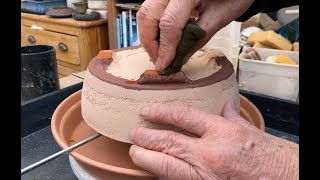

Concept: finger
[[138, 0, 169, 63], [129, 127, 196, 161], [223, 101, 252, 126], [129, 145, 201, 179], [183, 0, 255, 61], [155, 0, 201, 71], [190, 9, 199, 19], [140, 103, 214, 137]]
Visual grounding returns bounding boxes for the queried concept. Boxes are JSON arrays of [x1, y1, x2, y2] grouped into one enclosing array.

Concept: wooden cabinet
[[21, 13, 109, 78]]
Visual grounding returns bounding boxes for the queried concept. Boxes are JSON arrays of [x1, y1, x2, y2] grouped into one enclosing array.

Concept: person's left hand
[[128, 102, 299, 179]]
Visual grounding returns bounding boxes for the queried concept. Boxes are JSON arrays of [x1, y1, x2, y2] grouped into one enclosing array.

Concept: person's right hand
[[137, 0, 255, 72]]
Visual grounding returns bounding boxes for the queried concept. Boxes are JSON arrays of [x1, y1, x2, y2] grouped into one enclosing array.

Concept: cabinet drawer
[[21, 26, 80, 65]]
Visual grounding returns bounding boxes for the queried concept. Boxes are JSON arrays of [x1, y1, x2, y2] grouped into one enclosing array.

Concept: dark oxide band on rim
[[88, 47, 234, 90]]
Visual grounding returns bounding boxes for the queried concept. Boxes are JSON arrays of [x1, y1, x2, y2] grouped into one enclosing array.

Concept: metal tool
[[21, 133, 101, 175], [72, 73, 85, 79]]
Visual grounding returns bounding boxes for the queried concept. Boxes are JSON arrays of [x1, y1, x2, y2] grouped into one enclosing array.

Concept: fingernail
[[155, 57, 165, 71], [140, 106, 150, 117], [155, 61, 161, 71], [129, 128, 136, 140], [129, 145, 136, 157]]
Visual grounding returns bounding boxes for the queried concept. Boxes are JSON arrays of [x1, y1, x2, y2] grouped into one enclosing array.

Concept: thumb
[[129, 145, 201, 179], [155, 0, 201, 71]]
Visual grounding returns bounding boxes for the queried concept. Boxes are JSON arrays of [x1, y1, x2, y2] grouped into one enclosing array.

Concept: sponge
[[248, 31, 292, 50], [275, 54, 297, 65], [159, 20, 206, 76], [253, 42, 273, 49], [292, 42, 299, 52]]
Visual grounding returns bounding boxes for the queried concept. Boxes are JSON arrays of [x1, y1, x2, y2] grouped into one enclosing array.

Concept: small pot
[[73, 1, 88, 14]]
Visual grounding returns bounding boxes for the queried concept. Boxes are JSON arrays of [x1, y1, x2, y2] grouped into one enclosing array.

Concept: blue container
[[21, 0, 67, 15], [275, 18, 299, 43]]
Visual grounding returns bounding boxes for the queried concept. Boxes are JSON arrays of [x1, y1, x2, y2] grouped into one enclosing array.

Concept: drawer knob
[[27, 35, 36, 44], [58, 43, 68, 52]]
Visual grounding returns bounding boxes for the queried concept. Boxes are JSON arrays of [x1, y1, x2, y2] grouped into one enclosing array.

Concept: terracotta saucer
[[51, 90, 264, 179]]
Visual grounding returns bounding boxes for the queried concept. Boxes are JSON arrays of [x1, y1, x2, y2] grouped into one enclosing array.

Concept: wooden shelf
[[21, 13, 107, 28], [115, 3, 141, 10], [107, 0, 143, 49]]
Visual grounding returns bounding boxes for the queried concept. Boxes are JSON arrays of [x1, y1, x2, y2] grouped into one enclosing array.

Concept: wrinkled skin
[[134, 1, 299, 179], [129, 102, 299, 180], [137, 0, 255, 71]]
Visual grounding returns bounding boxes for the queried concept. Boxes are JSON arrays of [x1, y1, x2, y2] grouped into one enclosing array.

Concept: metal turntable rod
[[21, 133, 101, 175]]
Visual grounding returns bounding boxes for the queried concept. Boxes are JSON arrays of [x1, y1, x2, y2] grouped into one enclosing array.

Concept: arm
[[236, 0, 299, 21]]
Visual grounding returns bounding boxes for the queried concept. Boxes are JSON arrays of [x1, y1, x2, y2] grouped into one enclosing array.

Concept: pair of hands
[[131, 0, 298, 179], [137, 0, 255, 71]]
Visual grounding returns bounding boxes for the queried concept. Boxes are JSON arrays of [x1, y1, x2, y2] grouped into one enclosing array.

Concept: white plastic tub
[[239, 47, 299, 102]]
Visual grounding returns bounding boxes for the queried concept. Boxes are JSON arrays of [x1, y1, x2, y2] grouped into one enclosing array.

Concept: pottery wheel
[[51, 90, 264, 179], [70, 155, 98, 180]]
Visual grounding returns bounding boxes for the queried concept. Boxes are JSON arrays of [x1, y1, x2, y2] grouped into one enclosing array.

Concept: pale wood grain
[[59, 70, 87, 89], [107, 0, 120, 49], [22, 13, 107, 28], [57, 64, 80, 77], [21, 13, 109, 77], [22, 26, 80, 65]]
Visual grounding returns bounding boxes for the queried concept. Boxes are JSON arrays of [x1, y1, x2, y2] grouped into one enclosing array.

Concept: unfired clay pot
[[81, 47, 242, 143], [51, 90, 264, 179]]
